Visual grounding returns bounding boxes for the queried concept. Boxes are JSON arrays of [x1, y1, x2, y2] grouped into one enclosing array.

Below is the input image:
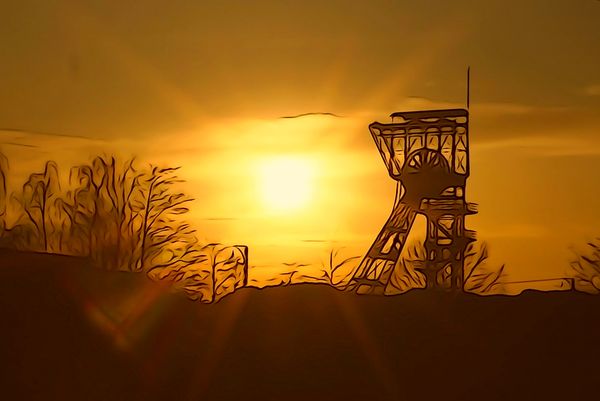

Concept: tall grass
[[384, 242, 428, 294], [251, 242, 503, 295], [320, 248, 361, 288]]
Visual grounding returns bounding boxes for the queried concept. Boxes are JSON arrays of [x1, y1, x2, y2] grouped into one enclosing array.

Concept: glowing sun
[[257, 156, 316, 213]]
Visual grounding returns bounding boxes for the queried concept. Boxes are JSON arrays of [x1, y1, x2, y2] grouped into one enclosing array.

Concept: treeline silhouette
[[0, 151, 246, 303], [1, 149, 596, 298]]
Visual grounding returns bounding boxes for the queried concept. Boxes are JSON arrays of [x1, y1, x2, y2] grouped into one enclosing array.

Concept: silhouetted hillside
[[1, 249, 599, 401]]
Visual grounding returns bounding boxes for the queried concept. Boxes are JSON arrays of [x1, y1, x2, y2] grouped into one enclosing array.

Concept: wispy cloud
[[473, 102, 570, 115], [279, 112, 344, 119], [396, 96, 570, 117], [364, 97, 571, 119], [479, 223, 551, 239], [0, 141, 39, 149], [472, 136, 600, 157], [0, 128, 100, 140], [583, 84, 600, 96]]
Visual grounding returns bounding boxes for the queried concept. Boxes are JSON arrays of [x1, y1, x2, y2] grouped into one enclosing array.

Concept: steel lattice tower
[[350, 108, 477, 294]]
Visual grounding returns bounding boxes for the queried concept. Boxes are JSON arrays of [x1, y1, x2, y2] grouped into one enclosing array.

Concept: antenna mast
[[466, 66, 471, 109]]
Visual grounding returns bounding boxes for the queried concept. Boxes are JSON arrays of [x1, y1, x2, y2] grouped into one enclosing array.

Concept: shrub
[[463, 241, 505, 294], [571, 239, 600, 294], [384, 240, 504, 294]]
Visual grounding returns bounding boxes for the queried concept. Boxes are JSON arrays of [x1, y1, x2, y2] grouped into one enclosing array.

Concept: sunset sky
[[1, 0, 599, 281]]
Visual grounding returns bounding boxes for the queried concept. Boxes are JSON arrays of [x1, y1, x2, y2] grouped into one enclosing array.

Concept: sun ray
[[361, 14, 470, 114], [59, 272, 175, 351], [60, 0, 205, 124], [318, 40, 360, 109], [330, 292, 400, 398], [184, 290, 251, 400]]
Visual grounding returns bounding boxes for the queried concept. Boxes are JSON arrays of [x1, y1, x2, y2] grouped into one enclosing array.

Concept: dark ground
[[1, 249, 599, 401]]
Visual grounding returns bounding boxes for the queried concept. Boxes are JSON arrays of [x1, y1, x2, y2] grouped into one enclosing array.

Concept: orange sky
[[1, 0, 600, 281]]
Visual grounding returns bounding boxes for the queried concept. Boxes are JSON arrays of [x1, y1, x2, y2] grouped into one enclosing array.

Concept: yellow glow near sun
[[257, 156, 316, 213]]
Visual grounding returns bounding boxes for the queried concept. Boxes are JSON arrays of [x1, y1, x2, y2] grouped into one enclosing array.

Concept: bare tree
[[1, 152, 248, 302], [23, 157, 201, 274], [55, 156, 143, 268], [13, 160, 60, 252], [134, 166, 199, 274], [113, 158, 142, 270], [88, 156, 140, 268]]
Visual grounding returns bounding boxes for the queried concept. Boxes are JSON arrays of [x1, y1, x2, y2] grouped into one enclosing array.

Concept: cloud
[[0, 129, 106, 152], [583, 84, 600, 96], [472, 136, 600, 157], [479, 223, 551, 239], [472, 102, 570, 115], [0, 142, 39, 149], [372, 96, 571, 117], [0, 128, 100, 141], [279, 112, 344, 119], [162, 115, 366, 156]]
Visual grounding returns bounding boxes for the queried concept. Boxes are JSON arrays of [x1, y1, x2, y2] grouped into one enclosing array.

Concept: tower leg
[[350, 183, 416, 293], [451, 260, 463, 290], [423, 266, 438, 290]]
